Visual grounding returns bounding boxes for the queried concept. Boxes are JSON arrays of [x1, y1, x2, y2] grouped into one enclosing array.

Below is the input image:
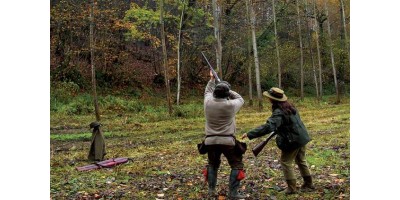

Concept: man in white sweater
[[203, 70, 246, 199]]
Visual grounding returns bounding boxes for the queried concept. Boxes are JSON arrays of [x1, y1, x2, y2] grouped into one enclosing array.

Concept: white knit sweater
[[203, 80, 244, 146]]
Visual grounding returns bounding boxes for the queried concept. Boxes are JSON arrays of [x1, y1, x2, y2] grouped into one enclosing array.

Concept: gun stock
[[252, 132, 277, 157], [252, 140, 268, 157]]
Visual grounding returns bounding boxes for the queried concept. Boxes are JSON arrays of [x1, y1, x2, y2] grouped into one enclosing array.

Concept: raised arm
[[229, 90, 244, 113], [204, 70, 216, 102]]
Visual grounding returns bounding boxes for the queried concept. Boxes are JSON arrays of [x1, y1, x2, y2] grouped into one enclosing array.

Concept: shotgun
[[252, 132, 277, 157], [201, 52, 221, 82]]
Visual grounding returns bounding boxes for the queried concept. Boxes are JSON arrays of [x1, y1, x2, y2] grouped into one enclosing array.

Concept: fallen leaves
[[94, 194, 101, 199], [156, 193, 164, 198], [329, 174, 339, 177]]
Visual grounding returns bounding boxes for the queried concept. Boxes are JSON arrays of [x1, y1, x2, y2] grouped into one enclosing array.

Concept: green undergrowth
[[50, 132, 132, 142], [50, 96, 350, 199], [51, 93, 204, 123]]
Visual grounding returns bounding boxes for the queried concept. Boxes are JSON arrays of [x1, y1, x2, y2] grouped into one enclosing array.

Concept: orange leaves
[[218, 195, 226, 200]]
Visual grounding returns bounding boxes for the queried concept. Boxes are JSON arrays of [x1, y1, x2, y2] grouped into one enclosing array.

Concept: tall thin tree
[[249, 0, 262, 110], [212, 0, 223, 78], [272, 0, 282, 88], [176, 1, 186, 105], [324, 0, 340, 103], [90, 0, 100, 121], [245, 0, 253, 106], [313, 0, 323, 99], [160, 0, 173, 114], [340, 0, 349, 57], [296, 0, 305, 100], [304, 0, 319, 99]]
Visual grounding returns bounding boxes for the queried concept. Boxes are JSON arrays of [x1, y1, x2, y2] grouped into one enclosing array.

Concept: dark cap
[[213, 81, 231, 99], [89, 121, 101, 129]]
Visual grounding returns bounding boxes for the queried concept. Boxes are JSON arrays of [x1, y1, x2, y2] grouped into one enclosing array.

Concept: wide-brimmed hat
[[263, 87, 287, 102]]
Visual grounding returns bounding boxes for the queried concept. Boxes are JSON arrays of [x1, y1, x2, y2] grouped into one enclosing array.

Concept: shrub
[[51, 81, 80, 112], [100, 95, 145, 113], [58, 94, 93, 115], [125, 100, 145, 112], [173, 103, 203, 118]]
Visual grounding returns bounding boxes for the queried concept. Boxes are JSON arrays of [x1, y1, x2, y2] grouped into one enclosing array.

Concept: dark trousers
[[207, 145, 244, 169]]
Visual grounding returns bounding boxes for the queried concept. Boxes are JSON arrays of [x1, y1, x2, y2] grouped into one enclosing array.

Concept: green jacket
[[247, 108, 310, 151]]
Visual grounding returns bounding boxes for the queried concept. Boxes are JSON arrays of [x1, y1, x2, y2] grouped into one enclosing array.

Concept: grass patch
[[307, 149, 337, 166], [50, 132, 131, 141]]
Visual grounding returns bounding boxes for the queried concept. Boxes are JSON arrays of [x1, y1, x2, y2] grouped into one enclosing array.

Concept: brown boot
[[284, 179, 297, 195], [301, 176, 315, 192]]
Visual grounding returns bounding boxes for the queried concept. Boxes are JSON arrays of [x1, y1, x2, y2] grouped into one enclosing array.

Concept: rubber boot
[[228, 169, 246, 199], [284, 179, 297, 195], [301, 176, 315, 192], [207, 166, 218, 197]]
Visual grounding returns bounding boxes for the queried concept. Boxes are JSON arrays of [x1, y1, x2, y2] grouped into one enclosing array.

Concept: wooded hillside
[[50, 0, 350, 102]]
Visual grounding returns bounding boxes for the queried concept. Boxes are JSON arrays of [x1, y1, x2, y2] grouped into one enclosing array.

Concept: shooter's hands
[[210, 70, 215, 81], [241, 133, 248, 140]]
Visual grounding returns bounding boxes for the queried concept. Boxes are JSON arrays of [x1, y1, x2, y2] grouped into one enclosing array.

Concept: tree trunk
[[217, 3, 222, 79], [212, 0, 223, 78], [90, 0, 100, 121], [296, 0, 304, 100], [249, 0, 262, 110], [272, 0, 282, 88], [304, 0, 319, 99], [176, 1, 185, 105], [340, 0, 349, 57], [313, 0, 323, 99], [160, 0, 173, 115], [324, 0, 340, 103], [245, 0, 253, 106]]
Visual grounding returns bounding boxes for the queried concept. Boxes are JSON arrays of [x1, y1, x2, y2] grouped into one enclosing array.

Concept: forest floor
[[50, 96, 350, 200]]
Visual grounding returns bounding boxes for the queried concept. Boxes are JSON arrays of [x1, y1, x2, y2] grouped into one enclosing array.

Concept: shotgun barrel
[[201, 52, 221, 82]]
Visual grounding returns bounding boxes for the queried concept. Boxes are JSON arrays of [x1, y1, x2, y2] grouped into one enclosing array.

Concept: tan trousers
[[280, 146, 311, 180]]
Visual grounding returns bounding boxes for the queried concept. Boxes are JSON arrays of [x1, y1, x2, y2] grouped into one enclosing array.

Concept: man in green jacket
[[204, 71, 246, 198], [242, 87, 315, 194]]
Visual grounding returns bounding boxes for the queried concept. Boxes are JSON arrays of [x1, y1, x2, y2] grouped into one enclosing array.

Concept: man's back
[[204, 80, 244, 145]]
